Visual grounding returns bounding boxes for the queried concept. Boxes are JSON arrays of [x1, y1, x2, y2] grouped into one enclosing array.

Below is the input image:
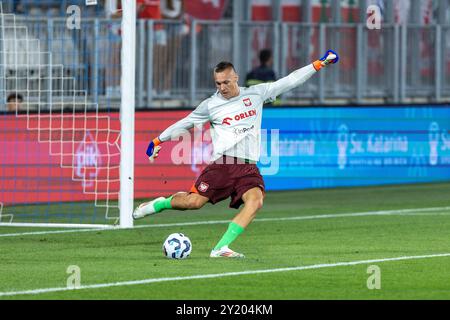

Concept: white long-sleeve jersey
[[159, 63, 317, 162]]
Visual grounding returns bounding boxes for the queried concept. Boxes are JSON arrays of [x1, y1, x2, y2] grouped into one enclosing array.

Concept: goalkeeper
[[134, 50, 339, 258]]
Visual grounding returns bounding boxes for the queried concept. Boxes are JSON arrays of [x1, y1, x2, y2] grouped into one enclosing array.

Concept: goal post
[[119, 0, 136, 229]]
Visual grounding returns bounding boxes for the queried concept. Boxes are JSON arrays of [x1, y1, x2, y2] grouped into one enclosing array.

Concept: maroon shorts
[[190, 156, 265, 209]]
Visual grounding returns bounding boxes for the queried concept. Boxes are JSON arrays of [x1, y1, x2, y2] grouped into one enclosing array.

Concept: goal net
[[0, 2, 135, 228]]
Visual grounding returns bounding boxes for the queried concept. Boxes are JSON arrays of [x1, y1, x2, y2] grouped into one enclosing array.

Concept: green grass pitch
[[1, 182, 450, 300]]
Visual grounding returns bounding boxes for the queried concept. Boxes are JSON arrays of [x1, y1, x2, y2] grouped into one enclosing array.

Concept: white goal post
[[119, 0, 136, 229]]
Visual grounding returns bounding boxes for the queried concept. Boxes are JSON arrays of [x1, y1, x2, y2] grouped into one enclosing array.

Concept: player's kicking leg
[[210, 187, 264, 259], [132, 192, 209, 220]]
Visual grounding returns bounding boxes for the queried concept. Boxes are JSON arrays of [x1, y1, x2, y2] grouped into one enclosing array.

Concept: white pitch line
[[1, 252, 449, 297], [1, 206, 450, 238]]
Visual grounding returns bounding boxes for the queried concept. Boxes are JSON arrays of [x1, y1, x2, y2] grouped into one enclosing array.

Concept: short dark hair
[[7, 92, 23, 102], [259, 49, 272, 65], [214, 61, 236, 73]]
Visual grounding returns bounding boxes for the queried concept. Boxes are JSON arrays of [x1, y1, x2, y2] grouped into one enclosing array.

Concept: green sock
[[214, 222, 245, 250], [153, 196, 173, 213]]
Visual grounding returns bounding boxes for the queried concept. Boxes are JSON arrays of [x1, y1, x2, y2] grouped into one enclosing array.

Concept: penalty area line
[[0, 206, 450, 238], [0, 252, 450, 297]]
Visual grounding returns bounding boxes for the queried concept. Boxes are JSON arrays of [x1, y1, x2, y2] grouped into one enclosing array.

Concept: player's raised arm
[[258, 50, 339, 103], [146, 100, 210, 163]]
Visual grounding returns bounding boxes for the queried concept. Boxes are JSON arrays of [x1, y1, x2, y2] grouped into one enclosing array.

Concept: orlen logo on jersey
[[221, 109, 257, 126], [222, 117, 232, 125], [234, 109, 257, 121]]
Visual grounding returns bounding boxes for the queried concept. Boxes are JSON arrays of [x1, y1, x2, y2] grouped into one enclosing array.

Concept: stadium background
[[0, 0, 449, 218]]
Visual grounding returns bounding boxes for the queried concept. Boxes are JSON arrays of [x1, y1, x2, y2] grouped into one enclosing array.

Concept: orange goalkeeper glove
[[146, 137, 162, 163]]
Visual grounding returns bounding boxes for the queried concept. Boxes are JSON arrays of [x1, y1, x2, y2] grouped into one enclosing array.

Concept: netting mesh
[[0, 5, 121, 225]]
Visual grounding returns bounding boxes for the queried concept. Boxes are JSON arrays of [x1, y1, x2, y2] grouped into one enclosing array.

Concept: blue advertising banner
[[258, 106, 450, 190]]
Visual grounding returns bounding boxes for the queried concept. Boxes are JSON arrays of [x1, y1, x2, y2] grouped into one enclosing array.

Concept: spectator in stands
[[105, 0, 122, 98], [159, 0, 187, 97], [246, 49, 276, 86], [6, 92, 23, 112], [138, 0, 163, 20], [245, 49, 278, 105], [13, 1, 25, 14], [104, 0, 186, 100], [136, 0, 169, 98], [103, 0, 166, 99]]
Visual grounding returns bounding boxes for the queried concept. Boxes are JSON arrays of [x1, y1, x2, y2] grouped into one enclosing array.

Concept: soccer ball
[[162, 233, 192, 259]]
